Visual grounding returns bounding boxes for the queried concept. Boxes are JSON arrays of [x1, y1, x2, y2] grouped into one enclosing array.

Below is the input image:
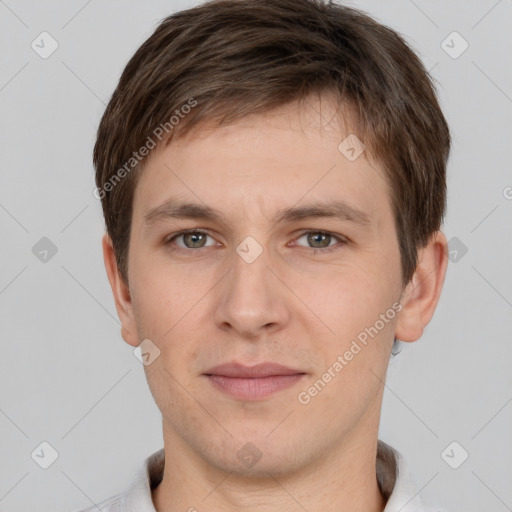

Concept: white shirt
[[75, 441, 440, 512]]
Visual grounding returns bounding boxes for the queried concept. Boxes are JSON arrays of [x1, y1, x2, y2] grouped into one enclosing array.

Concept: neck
[[151, 429, 389, 512]]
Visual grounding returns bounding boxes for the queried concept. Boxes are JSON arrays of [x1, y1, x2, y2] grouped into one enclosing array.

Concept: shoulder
[[381, 442, 447, 512], [70, 448, 164, 512], [72, 492, 123, 512]]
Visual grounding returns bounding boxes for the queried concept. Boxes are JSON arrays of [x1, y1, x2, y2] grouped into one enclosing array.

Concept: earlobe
[[102, 233, 140, 347], [394, 231, 448, 343]]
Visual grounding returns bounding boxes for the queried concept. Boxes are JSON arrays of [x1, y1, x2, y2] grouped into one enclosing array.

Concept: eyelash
[[164, 229, 347, 255]]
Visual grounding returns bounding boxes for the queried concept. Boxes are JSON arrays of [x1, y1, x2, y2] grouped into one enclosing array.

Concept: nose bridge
[[214, 238, 288, 336]]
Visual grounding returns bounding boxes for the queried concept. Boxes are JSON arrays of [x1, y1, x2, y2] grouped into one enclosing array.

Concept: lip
[[203, 362, 306, 401], [204, 362, 304, 378]]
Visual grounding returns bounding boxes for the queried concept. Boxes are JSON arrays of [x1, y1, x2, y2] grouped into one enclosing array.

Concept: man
[[83, 0, 450, 510]]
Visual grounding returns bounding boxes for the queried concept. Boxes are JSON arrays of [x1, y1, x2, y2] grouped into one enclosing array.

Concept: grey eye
[[177, 232, 212, 248], [296, 232, 336, 249]]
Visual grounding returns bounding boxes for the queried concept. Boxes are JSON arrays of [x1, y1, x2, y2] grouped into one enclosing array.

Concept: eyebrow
[[143, 197, 371, 229]]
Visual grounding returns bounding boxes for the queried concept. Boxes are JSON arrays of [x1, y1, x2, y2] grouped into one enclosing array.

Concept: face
[[120, 96, 406, 476]]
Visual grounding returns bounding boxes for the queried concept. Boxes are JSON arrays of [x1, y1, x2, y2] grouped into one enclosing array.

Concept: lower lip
[[206, 374, 305, 400]]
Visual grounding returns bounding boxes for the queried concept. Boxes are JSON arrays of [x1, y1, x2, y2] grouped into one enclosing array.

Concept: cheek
[[130, 254, 202, 328], [129, 262, 207, 364], [297, 266, 399, 390], [300, 279, 396, 415], [306, 264, 393, 333]]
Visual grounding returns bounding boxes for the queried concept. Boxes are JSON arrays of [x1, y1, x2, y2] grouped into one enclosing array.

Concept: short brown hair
[[94, 0, 450, 287]]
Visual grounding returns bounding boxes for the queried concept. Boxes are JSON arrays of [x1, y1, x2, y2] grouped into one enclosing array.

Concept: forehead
[[132, 96, 392, 229]]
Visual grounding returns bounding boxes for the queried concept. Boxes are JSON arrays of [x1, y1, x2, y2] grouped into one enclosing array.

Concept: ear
[[102, 233, 139, 347], [394, 230, 449, 343]]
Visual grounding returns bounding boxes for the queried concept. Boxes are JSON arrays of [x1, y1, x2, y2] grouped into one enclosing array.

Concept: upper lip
[[204, 362, 305, 378]]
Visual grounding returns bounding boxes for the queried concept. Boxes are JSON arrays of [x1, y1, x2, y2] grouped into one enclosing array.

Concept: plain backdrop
[[0, 1, 511, 511]]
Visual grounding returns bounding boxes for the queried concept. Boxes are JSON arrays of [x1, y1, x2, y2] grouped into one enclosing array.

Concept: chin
[[202, 434, 311, 479]]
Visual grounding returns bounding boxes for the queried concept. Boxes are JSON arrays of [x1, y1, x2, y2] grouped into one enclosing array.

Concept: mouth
[[203, 362, 306, 401]]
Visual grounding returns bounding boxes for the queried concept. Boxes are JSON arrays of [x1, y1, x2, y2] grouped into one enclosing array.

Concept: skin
[[103, 94, 448, 512]]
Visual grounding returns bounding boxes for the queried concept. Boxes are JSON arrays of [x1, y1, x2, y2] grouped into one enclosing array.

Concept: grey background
[[0, 1, 511, 511]]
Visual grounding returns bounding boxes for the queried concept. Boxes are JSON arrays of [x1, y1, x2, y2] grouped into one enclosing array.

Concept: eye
[[294, 231, 346, 252], [164, 229, 347, 255], [166, 230, 217, 250]]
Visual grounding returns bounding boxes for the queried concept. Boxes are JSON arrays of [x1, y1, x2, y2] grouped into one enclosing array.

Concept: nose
[[214, 242, 290, 339]]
